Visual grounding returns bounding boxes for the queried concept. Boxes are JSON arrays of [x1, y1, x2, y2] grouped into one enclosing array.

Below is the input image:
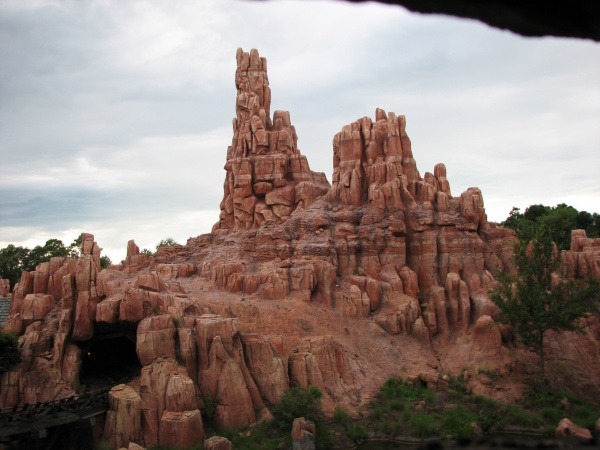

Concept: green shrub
[[272, 385, 333, 449], [539, 406, 561, 422], [440, 405, 476, 438], [219, 421, 282, 450], [272, 386, 323, 429], [371, 406, 387, 420], [572, 403, 597, 429], [315, 420, 335, 449], [410, 413, 438, 438], [333, 406, 350, 425], [448, 373, 468, 395], [380, 377, 434, 404], [346, 423, 368, 442], [501, 405, 543, 428], [473, 395, 499, 409], [201, 393, 220, 424]]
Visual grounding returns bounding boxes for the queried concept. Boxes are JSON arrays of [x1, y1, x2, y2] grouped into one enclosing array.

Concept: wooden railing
[[0, 387, 111, 438]]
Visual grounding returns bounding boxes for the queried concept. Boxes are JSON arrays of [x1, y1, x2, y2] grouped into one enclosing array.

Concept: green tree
[[156, 238, 178, 250], [272, 386, 323, 429], [0, 330, 20, 374], [539, 204, 578, 250], [23, 239, 71, 271], [0, 245, 30, 289], [68, 234, 83, 258], [272, 386, 334, 449], [502, 203, 598, 250], [491, 228, 599, 385], [99, 255, 112, 269]]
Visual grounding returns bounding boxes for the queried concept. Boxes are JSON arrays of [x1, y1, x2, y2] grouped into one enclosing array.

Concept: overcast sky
[[1, 0, 599, 263]]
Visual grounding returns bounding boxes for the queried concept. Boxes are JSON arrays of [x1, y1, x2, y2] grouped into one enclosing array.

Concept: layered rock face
[[1, 48, 599, 449], [213, 48, 330, 232], [201, 64, 516, 341]]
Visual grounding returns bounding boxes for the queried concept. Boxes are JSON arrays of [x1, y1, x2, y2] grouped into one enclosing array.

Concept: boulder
[[555, 417, 593, 442], [292, 417, 316, 450], [204, 436, 233, 450]]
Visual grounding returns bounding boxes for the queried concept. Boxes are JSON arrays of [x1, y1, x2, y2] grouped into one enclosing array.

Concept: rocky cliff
[[1, 49, 599, 449]]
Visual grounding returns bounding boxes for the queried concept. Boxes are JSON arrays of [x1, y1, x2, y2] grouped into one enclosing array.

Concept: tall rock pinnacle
[[213, 48, 330, 232]]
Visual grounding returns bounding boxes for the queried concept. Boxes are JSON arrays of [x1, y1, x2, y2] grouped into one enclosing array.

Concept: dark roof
[[0, 297, 11, 328]]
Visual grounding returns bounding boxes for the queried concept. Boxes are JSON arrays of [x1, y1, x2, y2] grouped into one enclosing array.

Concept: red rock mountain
[[2, 49, 599, 449]]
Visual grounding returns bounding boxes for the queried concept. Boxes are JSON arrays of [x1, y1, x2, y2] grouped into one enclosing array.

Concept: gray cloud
[[1, 0, 599, 262]]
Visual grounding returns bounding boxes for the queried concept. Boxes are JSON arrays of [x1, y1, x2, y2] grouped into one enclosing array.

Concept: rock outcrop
[[199, 51, 517, 343], [212, 48, 330, 232], [204, 436, 233, 450], [104, 384, 142, 449], [1, 48, 599, 450], [292, 417, 316, 450]]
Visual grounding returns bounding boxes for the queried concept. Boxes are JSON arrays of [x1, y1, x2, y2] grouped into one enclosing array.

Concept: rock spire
[[213, 48, 330, 232]]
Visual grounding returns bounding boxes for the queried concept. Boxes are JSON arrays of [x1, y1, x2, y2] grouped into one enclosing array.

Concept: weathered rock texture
[[292, 417, 316, 450], [104, 384, 142, 449], [1, 49, 599, 449], [213, 48, 330, 232], [204, 436, 233, 450], [555, 417, 593, 442]]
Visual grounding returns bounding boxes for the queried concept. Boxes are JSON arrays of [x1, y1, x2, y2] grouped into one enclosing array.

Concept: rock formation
[[292, 417, 316, 450], [213, 48, 330, 232], [1, 48, 599, 449], [555, 417, 593, 442]]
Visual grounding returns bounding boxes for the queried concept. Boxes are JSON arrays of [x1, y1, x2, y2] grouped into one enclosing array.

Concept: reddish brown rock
[[159, 410, 205, 449], [4, 49, 600, 449], [137, 315, 177, 366], [213, 48, 330, 232], [555, 417, 593, 442], [199, 335, 257, 429], [470, 315, 502, 360], [562, 229, 600, 279], [241, 333, 288, 404], [292, 417, 316, 450], [139, 359, 192, 447], [103, 384, 142, 450], [125, 239, 151, 272], [204, 436, 233, 450], [20, 293, 55, 327]]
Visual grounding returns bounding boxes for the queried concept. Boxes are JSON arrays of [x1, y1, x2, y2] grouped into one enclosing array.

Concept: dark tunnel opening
[[78, 332, 141, 391]]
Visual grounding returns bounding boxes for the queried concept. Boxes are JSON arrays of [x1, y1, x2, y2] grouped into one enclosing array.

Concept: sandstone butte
[[1, 48, 600, 449]]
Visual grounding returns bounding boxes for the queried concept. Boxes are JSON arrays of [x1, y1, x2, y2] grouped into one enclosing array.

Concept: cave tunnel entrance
[[78, 331, 141, 391]]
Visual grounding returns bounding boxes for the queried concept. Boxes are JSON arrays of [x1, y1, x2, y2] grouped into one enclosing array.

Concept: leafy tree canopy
[[491, 227, 599, 384], [99, 255, 112, 269], [0, 245, 30, 290], [0, 235, 83, 289], [502, 203, 599, 251]]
